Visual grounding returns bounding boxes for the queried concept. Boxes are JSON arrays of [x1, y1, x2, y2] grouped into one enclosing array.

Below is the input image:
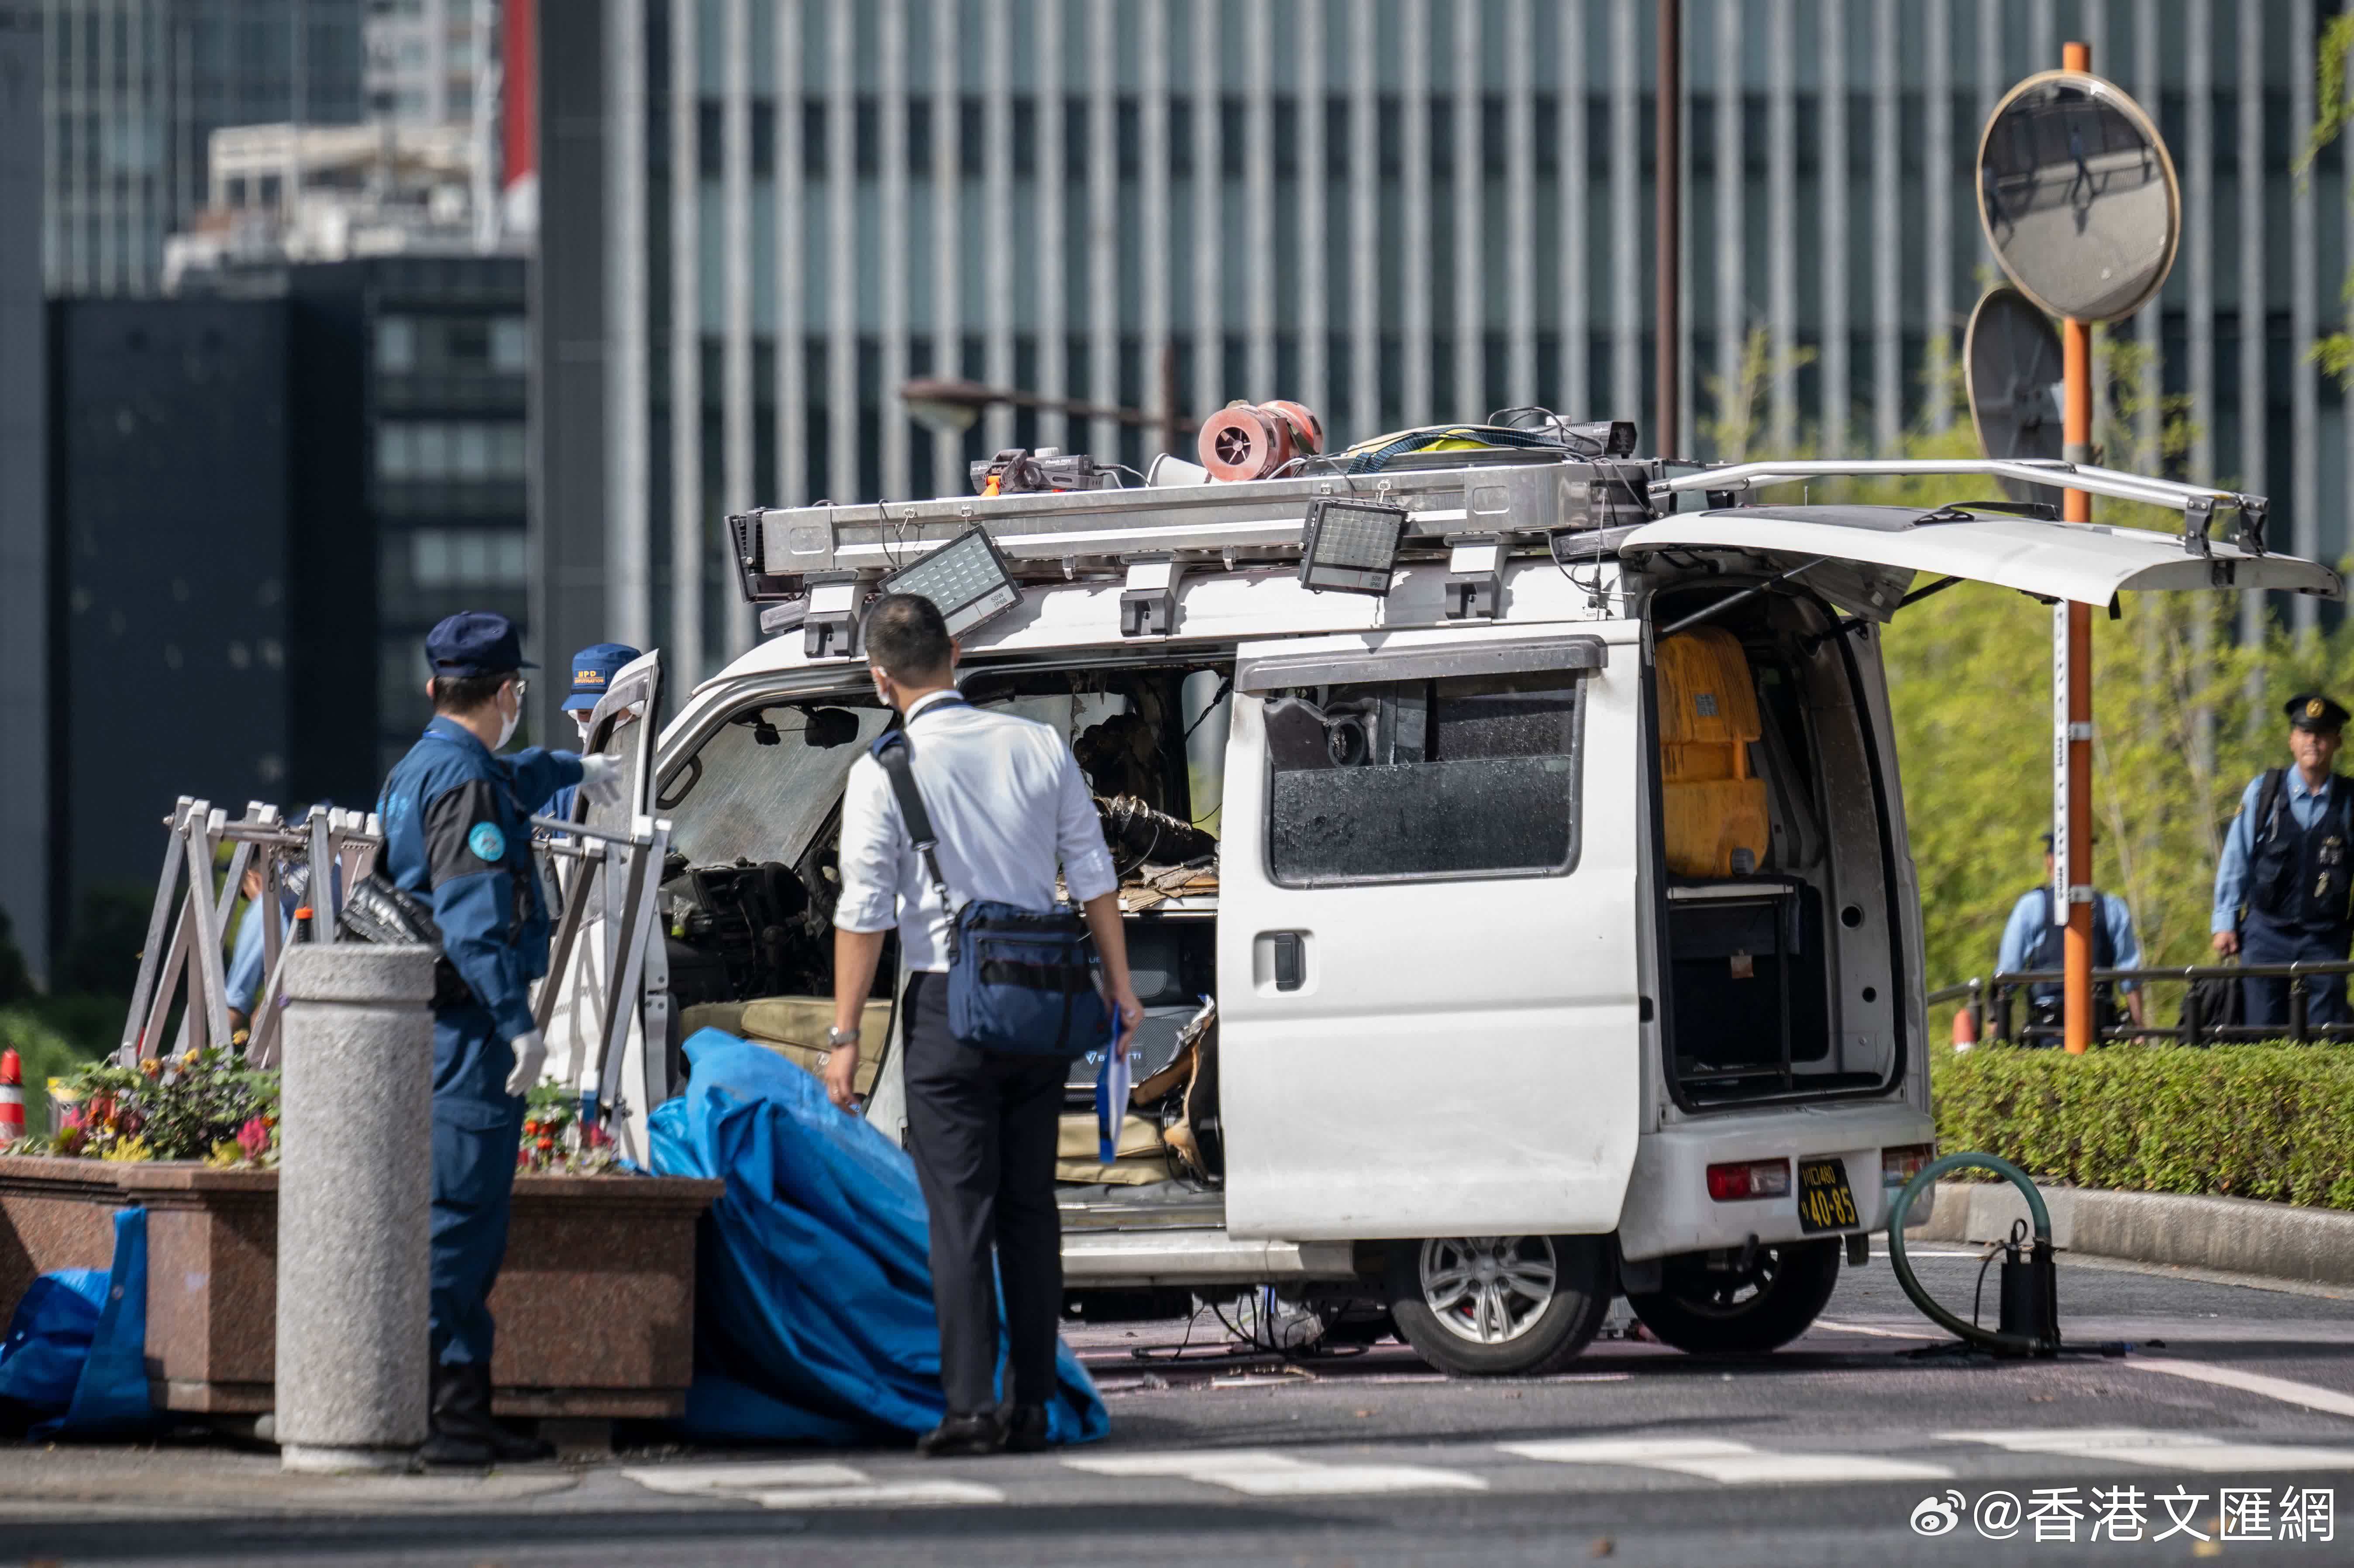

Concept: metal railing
[[1927, 962, 2354, 1048]]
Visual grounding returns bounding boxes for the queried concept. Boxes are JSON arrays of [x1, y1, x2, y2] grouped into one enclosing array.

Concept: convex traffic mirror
[[1977, 69, 2178, 322]]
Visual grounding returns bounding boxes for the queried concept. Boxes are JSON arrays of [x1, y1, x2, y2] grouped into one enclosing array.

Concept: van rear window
[[1263, 671, 1583, 886]]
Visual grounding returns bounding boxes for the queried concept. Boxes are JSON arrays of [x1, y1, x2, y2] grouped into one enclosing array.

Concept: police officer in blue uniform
[[2213, 693, 2354, 1031], [545, 642, 642, 821], [376, 612, 621, 1466]]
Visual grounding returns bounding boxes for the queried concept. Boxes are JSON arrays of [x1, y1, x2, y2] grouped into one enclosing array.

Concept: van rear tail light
[[1882, 1142, 1936, 1189], [1705, 1158, 1792, 1202]]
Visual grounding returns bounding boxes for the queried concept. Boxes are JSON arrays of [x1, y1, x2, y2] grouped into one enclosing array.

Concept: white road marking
[[1812, 1317, 1933, 1341], [1499, 1436, 1953, 1484], [620, 1461, 870, 1495], [622, 1461, 1003, 1509], [1942, 1427, 2354, 1472], [2130, 1356, 2354, 1420], [1066, 1448, 1488, 1496], [749, 1481, 1005, 1509]]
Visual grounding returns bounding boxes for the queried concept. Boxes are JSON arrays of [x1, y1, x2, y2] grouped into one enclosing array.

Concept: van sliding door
[[1216, 625, 1645, 1241]]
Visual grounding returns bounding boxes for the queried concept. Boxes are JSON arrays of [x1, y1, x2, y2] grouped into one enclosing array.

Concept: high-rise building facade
[[363, 0, 496, 123], [1, 3, 48, 977], [38, 0, 365, 296], [535, 0, 2354, 703]]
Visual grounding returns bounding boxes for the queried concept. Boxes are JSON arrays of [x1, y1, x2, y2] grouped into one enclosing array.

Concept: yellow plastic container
[[1656, 628, 1770, 877]]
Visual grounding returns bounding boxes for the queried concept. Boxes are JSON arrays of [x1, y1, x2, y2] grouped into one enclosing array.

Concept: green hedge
[[1931, 1045, 2354, 1211]]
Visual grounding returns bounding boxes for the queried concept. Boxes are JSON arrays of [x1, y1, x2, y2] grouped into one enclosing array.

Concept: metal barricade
[[1928, 962, 2354, 1049]]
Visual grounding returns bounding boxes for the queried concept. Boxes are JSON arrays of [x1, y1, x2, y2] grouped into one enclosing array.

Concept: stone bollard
[[276, 943, 436, 1472]]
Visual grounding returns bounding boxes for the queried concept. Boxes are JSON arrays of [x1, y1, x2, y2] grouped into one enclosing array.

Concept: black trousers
[[2239, 914, 2352, 1031], [901, 969, 1067, 1415]]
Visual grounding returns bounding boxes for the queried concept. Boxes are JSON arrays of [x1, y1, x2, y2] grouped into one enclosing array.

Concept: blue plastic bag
[[649, 1029, 1109, 1446], [0, 1207, 157, 1439], [0, 1269, 108, 1413]]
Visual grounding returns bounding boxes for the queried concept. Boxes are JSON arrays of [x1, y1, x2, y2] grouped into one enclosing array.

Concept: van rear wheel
[[1384, 1235, 1610, 1377], [1624, 1239, 1841, 1355]]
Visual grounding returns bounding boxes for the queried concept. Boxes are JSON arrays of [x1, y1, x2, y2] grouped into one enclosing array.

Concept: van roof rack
[[728, 455, 1657, 604], [1650, 458, 2268, 559], [728, 451, 2270, 647]]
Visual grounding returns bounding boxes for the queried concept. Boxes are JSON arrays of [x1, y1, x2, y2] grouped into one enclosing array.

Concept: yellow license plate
[[1796, 1158, 1858, 1233]]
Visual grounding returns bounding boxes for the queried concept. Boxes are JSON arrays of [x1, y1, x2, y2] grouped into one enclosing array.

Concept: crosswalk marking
[[748, 1481, 1005, 1508], [1065, 1448, 1489, 1496], [1942, 1427, 2354, 1473], [619, 1461, 1004, 1509], [1498, 1436, 1954, 1484]]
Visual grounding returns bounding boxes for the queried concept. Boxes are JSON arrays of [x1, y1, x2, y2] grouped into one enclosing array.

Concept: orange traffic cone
[[0, 1049, 23, 1146], [1952, 1006, 1979, 1052]]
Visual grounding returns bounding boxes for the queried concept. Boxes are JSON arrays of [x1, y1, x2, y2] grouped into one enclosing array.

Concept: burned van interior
[[1648, 585, 1904, 1107], [654, 659, 1234, 1189]]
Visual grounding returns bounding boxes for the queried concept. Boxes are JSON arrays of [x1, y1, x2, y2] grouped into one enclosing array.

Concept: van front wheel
[[1624, 1239, 1841, 1354], [1384, 1235, 1610, 1377]]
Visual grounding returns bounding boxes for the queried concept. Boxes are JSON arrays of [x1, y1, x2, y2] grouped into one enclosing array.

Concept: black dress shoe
[[916, 1410, 1006, 1458], [417, 1429, 496, 1468], [461, 1365, 555, 1463], [1000, 1403, 1050, 1454], [421, 1363, 555, 1467]]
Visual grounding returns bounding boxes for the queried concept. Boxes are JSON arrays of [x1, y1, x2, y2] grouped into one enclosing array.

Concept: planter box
[[0, 1158, 722, 1419]]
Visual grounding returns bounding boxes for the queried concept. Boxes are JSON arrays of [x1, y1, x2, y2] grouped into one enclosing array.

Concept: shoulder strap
[[2254, 766, 2288, 842], [871, 731, 960, 958]]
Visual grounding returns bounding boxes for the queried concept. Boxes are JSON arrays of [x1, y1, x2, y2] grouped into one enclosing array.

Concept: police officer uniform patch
[[468, 822, 506, 862]]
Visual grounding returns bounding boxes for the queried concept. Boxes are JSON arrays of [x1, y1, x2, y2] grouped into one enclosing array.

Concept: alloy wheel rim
[[1419, 1235, 1558, 1346]]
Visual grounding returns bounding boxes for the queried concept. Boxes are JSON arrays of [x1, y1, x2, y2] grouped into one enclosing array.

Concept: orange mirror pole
[[2061, 39, 2096, 1054]]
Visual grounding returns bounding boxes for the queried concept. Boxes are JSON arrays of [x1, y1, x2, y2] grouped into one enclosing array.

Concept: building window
[[376, 316, 417, 373], [258, 174, 282, 208], [444, 318, 489, 364], [412, 527, 527, 588], [225, 175, 246, 208], [377, 420, 528, 483], [490, 317, 528, 373]]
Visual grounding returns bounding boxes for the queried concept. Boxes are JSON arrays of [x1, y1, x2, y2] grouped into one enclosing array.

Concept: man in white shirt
[[828, 592, 1143, 1458]]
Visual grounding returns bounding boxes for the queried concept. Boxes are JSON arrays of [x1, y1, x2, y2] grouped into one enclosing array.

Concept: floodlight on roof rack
[[1298, 497, 1410, 595], [878, 526, 1024, 636]]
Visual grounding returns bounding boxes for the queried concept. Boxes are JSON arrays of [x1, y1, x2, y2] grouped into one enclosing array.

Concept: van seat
[[1056, 1113, 1172, 1186], [1656, 627, 1770, 877], [678, 995, 893, 1096]]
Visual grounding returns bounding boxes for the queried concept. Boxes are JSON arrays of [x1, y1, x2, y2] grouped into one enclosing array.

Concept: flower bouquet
[[516, 1080, 619, 1176]]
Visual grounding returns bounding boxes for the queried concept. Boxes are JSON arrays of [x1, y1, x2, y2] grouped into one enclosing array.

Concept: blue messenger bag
[[872, 727, 1114, 1059]]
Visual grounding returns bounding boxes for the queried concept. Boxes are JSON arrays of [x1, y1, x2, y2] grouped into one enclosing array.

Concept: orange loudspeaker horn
[[1196, 399, 1326, 481]]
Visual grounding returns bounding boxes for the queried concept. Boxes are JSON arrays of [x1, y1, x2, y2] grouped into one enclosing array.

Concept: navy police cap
[[424, 611, 536, 678], [564, 643, 644, 712], [2286, 693, 2351, 732]]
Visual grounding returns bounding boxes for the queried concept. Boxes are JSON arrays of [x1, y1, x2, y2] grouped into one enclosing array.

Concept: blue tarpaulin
[[648, 1028, 1109, 1446], [0, 1207, 157, 1439]]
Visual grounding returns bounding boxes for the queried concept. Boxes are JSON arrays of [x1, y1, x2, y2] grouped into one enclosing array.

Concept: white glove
[[577, 753, 626, 808], [504, 1028, 550, 1098]]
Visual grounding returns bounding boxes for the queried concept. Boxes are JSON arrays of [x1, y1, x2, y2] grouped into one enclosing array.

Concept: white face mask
[[496, 684, 521, 750]]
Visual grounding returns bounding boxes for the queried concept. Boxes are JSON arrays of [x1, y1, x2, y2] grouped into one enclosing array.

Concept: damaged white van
[[547, 444, 2334, 1377]]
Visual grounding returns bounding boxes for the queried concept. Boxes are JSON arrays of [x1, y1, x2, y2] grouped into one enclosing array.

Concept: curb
[[1911, 1181, 2354, 1287]]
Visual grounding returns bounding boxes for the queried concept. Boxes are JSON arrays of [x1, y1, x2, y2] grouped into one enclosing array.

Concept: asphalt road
[[8, 1245, 2352, 1568]]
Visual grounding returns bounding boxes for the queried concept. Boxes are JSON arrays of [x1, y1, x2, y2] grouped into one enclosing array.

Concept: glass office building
[[38, 0, 365, 296], [535, 0, 2354, 691]]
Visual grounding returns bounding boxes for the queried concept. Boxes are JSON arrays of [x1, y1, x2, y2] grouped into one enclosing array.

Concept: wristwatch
[[825, 1025, 862, 1049]]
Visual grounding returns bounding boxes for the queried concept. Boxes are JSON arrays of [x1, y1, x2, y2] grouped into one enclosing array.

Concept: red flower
[[236, 1117, 271, 1162]]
